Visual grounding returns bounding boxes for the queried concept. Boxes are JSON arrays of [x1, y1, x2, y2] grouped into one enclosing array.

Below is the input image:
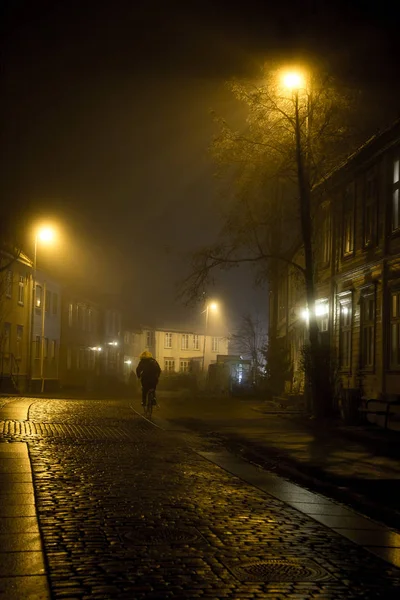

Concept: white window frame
[[165, 332, 172, 349], [35, 284, 42, 309], [16, 325, 23, 359], [180, 360, 190, 373], [393, 157, 400, 232], [181, 334, 189, 350], [193, 334, 199, 350], [68, 303, 73, 327], [164, 358, 175, 372], [212, 337, 219, 353], [18, 275, 24, 305], [342, 183, 355, 256], [390, 289, 400, 369], [339, 294, 352, 370]]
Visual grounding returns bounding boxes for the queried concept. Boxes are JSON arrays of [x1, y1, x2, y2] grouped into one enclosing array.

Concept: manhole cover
[[226, 557, 333, 582], [123, 526, 206, 545]]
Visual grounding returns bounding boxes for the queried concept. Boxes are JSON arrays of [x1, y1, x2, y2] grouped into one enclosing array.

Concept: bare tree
[[230, 313, 267, 386], [180, 63, 363, 416]]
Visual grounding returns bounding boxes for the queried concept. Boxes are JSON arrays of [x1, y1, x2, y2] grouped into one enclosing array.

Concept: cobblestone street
[[1, 396, 400, 598]]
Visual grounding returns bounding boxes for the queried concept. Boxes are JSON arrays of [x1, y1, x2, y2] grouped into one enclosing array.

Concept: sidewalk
[[1, 396, 400, 598]]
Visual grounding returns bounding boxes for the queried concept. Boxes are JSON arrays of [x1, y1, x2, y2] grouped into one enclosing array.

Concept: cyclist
[[136, 350, 161, 407]]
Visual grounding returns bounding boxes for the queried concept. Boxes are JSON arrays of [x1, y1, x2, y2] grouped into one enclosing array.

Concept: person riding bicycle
[[136, 350, 161, 407]]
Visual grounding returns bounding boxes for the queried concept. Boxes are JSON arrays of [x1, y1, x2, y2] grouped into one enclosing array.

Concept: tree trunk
[[294, 92, 324, 417]]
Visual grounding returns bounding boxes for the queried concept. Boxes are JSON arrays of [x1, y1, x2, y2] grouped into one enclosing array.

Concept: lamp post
[[29, 226, 56, 393], [202, 301, 218, 372]]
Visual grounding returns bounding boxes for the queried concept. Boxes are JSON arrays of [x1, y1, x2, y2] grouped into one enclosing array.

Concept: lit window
[[68, 303, 73, 327], [339, 296, 352, 369], [193, 334, 199, 350], [181, 334, 189, 350], [361, 291, 375, 368], [18, 275, 24, 305], [393, 158, 400, 231], [164, 359, 175, 372], [35, 285, 42, 308], [180, 360, 190, 372], [16, 325, 23, 359], [390, 290, 400, 369], [165, 332, 172, 348], [212, 337, 219, 353], [342, 183, 355, 256]]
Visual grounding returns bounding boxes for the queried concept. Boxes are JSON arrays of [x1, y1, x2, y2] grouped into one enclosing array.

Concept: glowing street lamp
[[202, 301, 219, 372], [282, 70, 306, 91]]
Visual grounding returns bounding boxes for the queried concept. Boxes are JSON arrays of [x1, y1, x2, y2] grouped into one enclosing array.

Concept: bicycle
[[143, 388, 156, 420]]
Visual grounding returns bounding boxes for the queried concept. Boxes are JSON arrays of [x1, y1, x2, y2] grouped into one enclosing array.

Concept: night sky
[[1, 0, 399, 331]]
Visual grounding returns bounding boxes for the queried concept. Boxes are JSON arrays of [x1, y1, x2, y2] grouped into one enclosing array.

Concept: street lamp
[[29, 225, 57, 393], [202, 301, 218, 372]]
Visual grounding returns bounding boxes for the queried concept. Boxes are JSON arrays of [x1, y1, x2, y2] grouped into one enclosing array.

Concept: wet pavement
[[1, 395, 400, 598]]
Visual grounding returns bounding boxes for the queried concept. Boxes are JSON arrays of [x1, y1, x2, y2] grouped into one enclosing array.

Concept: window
[[87, 308, 92, 332], [16, 325, 23, 359], [2, 323, 11, 354], [6, 270, 12, 298], [316, 300, 329, 333], [193, 334, 199, 350], [164, 359, 175, 372], [18, 275, 24, 305], [77, 305, 85, 330], [44, 338, 49, 359], [67, 348, 72, 370], [180, 360, 190, 372], [212, 337, 219, 353], [165, 332, 172, 348], [52, 293, 58, 315], [45, 289, 51, 312], [68, 303, 73, 327], [364, 170, 378, 246], [393, 158, 400, 232], [339, 296, 352, 369], [35, 285, 42, 308], [361, 291, 375, 368], [181, 334, 189, 350], [321, 208, 331, 264], [78, 347, 85, 370], [88, 349, 95, 370], [342, 183, 355, 256], [51, 340, 56, 359], [390, 290, 400, 369], [146, 331, 152, 347], [35, 335, 41, 359]]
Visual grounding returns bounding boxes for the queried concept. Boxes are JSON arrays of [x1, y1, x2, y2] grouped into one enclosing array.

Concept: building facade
[[0, 252, 32, 392], [128, 327, 229, 375], [270, 119, 400, 401]]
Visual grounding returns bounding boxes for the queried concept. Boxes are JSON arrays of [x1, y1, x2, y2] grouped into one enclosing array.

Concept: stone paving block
[[0, 550, 46, 576], [0, 574, 50, 599]]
